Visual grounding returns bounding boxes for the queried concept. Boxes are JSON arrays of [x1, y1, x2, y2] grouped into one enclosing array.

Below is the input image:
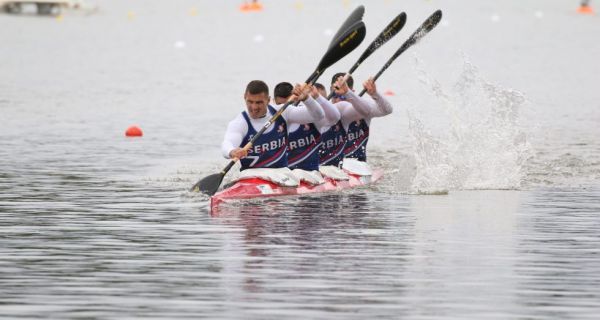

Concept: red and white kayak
[[210, 169, 384, 212]]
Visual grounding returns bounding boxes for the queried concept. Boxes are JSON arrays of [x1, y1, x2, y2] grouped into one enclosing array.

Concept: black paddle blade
[[354, 12, 407, 68], [329, 5, 365, 49], [406, 9, 442, 48], [316, 21, 366, 74], [190, 172, 225, 196]]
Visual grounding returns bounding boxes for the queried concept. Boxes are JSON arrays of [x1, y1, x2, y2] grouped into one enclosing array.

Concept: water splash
[[409, 55, 530, 193]]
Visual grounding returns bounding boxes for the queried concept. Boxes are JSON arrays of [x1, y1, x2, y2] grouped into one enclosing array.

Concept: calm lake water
[[1, 0, 599, 318]]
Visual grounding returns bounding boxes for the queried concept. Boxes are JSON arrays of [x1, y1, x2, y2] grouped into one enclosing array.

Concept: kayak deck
[[210, 169, 383, 212]]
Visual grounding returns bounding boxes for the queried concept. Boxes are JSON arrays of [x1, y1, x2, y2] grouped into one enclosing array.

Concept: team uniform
[[340, 89, 393, 162], [221, 101, 324, 172], [286, 96, 340, 171], [315, 88, 392, 177]]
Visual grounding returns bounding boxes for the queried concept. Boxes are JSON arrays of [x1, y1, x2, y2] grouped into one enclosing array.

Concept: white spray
[[409, 55, 530, 193]]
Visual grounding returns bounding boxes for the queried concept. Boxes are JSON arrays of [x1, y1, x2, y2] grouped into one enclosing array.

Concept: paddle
[[328, 12, 407, 100], [329, 6, 365, 50], [358, 9, 443, 97], [191, 18, 367, 195]]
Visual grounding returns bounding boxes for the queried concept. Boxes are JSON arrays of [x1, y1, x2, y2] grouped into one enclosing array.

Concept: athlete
[[331, 73, 393, 163], [221, 80, 324, 172], [318, 73, 375, 169], [286, 83, 340, 177]]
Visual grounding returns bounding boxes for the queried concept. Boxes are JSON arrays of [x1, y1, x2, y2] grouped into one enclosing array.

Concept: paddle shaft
[[358, 10, 442, 97], [357, 40, 410, 97], [327, 12, 407, 101]]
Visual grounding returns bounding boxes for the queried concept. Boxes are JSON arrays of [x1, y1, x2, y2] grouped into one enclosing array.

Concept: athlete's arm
[[345, 89, 378, 117], [363, 77, 393, 116], [337, 100, 365, 123], [221, 114, 248, 159], [316, 95, 341, 126], [332, 76, 373, 117], [284, 85, 325, 124]]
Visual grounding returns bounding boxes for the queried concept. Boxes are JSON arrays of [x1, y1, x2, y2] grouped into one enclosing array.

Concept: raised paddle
[[357, 9, 443, 97], [328, 12, 407, 100], [191, 18, 367, 195], [329, 6, 365, 50]]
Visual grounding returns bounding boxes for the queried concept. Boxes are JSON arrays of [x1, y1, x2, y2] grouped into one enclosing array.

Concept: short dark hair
[[274, 82, 293, 99], [331, 72, 353, 89], [314, 83, 327, 95], [245, 80, 269, 96]]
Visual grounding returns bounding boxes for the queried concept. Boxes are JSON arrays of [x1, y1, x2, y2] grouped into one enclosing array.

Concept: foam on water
[[408, 55, 530, 193]]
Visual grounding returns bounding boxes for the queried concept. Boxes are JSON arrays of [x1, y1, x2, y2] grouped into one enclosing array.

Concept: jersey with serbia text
[[343, 119, 369, 162], [287, 122, 321, 171], [319, 120, 346, 167], [239, 105, 288, 170]]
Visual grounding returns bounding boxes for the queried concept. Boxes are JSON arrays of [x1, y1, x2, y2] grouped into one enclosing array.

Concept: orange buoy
[[239, 1, 263, 12], [577, 5, 594, 14], [384, 90, 396, 96], [125, 125, 143, 137]]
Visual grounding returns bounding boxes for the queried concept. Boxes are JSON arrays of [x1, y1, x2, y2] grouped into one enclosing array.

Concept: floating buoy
[[189, 7, 198, 16], [577, 5, 594, 14], [384, 90, 395, 96], [125, 125, 143, 137], [240, 1, 263, 12]]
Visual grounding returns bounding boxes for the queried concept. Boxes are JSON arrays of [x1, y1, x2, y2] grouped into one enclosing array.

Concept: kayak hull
[[210, 169, 383, 212]]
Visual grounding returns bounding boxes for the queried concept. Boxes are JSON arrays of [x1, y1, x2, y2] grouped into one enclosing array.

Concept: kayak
[[210, 169, 384, 212]]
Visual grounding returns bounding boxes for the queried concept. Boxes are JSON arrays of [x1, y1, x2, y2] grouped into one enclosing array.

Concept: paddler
[[221, 80, 324, 175], [283, 83, 341, 185], [328, 73, 393, 174]]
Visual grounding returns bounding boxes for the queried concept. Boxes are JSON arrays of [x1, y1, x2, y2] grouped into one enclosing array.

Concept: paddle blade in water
[[190, 172, 225, 196]]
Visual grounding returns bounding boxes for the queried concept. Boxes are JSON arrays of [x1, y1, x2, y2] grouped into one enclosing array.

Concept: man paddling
[[331, 73, 393, 165], [221, 80, 324, 172], [284, 83, 341, 184], [318, 73, 382, 169]]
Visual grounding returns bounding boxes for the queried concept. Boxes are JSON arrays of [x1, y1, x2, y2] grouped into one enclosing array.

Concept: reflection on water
[[206, 193, 415, 318], [516, 190, 600, 319], [2, 177, 600, 318]]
